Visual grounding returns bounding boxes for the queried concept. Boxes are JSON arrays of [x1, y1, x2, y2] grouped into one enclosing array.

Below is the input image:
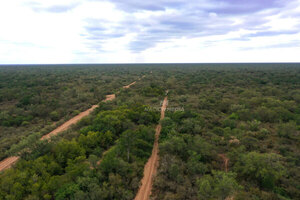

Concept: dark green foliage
[[142, 84, 164, 97], [0, 101, 157, 200], [234, 152, 286, 190], [0, 65, 142, 159], [1, 64, 300, 200], [151, 64, 300, 200]]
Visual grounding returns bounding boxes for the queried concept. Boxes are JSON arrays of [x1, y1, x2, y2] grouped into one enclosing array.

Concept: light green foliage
[[248, 120, 261, 131], [78, 131, 113, 155], [50, 111, 60, 121], [197, 171, 242, 200], [53, 140, 86, 168], [119, 130, 137, 162]]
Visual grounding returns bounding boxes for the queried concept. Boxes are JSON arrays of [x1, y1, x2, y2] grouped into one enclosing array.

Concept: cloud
[[241, 40, 300, 50], [99, 0, 284, 14], [44, 4, 79, 13], [1, 0, 300, 63], [83, 0, 291, 52], [28, 1, 80, 13], [245, 30, 299, 38], [205, 0, 284, 14]]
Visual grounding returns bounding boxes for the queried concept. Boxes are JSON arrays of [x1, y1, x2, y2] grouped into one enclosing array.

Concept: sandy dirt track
[[40, 105, 98, 140], [219, 154, 229, 172], [123, 81, 136, 89], [0, 76, 142, 172], [41, 94, 115, 140], [134, 96, 168, 200], [0, 94, 116, 172], [0, 156, 19, 171]]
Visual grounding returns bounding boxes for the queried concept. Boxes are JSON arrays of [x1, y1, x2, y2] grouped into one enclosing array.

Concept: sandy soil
[[41, 105, 98, 140], [123, 81, 136, 89], [0, 156, 19, 171], [134, 96, 168, 200], [219, 154, 229, 172], [0, 94, 116, 172], [102, 94, 116, 102]]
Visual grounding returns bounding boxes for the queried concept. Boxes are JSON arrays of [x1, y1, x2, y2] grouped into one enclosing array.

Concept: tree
[[234, 152, 286, 190], [255, 106, 278, 123], [50, 111, 59, 121], [55, 183, 80, 200], [278, 121, 298, 139], [119, 130, 136, 162], [53, 140, 85, 168], [160, 135, 188, 161], [88, 154, 98, 169], [197, 171, 242, 200]]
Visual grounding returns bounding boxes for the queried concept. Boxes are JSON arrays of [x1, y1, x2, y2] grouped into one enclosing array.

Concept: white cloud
[[0, 0, 299, 64]]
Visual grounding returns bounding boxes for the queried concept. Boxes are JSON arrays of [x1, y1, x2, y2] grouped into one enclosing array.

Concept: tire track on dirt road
[[134, 96, 168, 200]]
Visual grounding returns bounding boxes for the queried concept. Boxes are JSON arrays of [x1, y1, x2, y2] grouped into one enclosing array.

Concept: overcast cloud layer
[[0, 0, 300, 63]]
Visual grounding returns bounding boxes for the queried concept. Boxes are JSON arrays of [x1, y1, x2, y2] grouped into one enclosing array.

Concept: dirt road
[[219, 154, 229, 172], [41, 94, 115, 140], [0, 78, 138, 172], [134, 96, 168, 200], [123, 81, 136, 89], [0, 156, 19, 171], [0, 94, 116, 172]]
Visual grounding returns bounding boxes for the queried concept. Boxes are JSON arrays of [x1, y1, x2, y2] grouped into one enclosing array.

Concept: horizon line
[[1, 62, 300, 66]]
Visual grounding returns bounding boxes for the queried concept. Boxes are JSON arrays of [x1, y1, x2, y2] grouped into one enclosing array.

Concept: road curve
[[134, 96, 168, 200]]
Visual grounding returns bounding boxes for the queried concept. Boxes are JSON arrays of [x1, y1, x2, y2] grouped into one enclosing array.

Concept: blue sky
[[0, 0, 300, 63]]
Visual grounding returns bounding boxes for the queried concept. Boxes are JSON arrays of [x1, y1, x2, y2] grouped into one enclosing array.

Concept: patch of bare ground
[[218, 154, 229, 172], [123, 81, 136, 89], [0, 156, 19, 171], [229, 136, 240, 144]]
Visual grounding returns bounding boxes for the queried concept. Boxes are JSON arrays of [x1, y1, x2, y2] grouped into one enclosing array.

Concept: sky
[[0, 0, 300, 64]]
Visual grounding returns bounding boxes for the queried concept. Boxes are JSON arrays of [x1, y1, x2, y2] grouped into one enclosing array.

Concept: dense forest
[[151, 64, 300, 200], [0, 64, 299, 199], [0, 65, 145, 160]]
